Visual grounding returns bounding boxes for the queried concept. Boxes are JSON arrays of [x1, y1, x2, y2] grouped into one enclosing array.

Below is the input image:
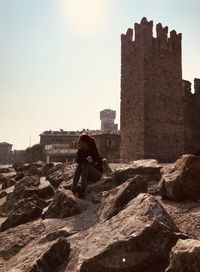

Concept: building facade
[[0, 142, 13, 164], [121, 17, 199, 163]]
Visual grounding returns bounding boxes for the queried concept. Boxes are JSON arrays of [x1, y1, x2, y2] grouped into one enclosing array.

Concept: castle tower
[[120, 17, 184, 162], [100, 109, 118, 134]]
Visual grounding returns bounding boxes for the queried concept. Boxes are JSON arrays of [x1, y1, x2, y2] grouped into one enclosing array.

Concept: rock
[[12, 161, 24, 171], [113, 159, 162, 185], [14, 171, 24, 181], [27, 165, 42, 177], [46, 164, 75, 188], [39, 227, 76, 243], [0, 201, 43, 232], [77, 193, 179, 272], [0, 191, 7, 199], [43, 189, 83, 219], [2, 178, 16, 190], [9, 237, 70, 272], [102, 158, 113, 175], [0, 167, 10, 173], [166, 239, 200, 272], [87, 176, 118, 194], [0, 176, 53, 217], [0, 220, 45, 261], [99, 175, 148, 221], [36, 183, 54, 199], [0, 174, 7, 184], [41, 162, 55, 176], [159, 154, 200, 201]]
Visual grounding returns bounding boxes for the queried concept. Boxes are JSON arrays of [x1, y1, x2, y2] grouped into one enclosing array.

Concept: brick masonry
[[120, 17, 200, 163]]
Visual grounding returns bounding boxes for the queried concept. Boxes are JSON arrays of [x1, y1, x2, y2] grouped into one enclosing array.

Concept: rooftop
[[0, 142, 13, 146]]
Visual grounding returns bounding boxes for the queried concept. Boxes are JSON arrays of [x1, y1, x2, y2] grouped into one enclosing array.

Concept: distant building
[[93, 133, 121, 162], [100, 109, 118, 134], [40, 126, 121, 163], [0, 142, 13, 164]]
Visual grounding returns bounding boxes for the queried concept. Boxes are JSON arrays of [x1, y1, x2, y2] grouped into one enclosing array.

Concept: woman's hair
[[79, 134, 99, 153]]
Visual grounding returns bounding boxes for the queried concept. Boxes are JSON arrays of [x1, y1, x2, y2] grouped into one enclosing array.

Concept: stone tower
[[120, 17, 184, 162], [100, 109, 118, 134]]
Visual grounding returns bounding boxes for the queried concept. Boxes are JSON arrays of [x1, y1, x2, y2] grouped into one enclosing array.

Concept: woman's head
[[78, 134, 98, 152]]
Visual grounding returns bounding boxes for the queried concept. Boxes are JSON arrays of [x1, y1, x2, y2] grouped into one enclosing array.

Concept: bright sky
[[0, 0, 200, 150]]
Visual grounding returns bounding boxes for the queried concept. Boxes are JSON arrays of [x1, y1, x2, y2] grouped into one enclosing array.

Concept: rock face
[[99, 175, 147, 221], [43, 189, 83, 218], [0, 201, 43, 232], [9, 237, 70, 272], [166, 239, 200, 272], [77, 193, 179, 272], [113, 159, 162, 185], [159, 154, 200, 201], [46, 164, 75, 188]]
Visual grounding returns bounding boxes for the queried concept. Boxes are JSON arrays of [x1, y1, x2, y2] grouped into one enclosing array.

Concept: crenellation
[[182, 80, 192, 96], [194, 78, 200, 93], [134, 18, 153, 45], [156, 23, 168, 47]]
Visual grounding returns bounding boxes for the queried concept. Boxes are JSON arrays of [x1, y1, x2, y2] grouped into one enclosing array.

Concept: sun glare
[[64, 0, 109, 36]]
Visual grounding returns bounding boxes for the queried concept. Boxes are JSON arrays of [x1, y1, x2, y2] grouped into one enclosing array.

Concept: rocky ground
[[0, 155, 200, 271]]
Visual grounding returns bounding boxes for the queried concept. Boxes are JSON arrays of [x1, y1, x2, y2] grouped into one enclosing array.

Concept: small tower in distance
[[100, 109, 118, 134]]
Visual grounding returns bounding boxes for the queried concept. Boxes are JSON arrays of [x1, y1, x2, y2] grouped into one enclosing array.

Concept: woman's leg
[[72, 164, 81, 192], [80, 163, 102, 193]]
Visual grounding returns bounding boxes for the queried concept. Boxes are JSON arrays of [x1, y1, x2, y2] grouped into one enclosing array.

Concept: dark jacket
[[76, 149, 103, 173]]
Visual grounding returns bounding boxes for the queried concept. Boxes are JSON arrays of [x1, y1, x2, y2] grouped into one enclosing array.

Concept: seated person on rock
[[71, 134, 103, 198]]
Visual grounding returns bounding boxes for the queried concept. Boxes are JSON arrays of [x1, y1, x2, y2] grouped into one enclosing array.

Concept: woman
[[71, 134, 103, 198]]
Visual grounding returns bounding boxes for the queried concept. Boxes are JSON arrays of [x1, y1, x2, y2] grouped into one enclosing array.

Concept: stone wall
[[120, 18, 184, 163], [183, 78, 200, 155]]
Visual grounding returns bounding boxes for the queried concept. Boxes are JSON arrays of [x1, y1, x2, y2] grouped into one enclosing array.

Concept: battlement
[[121, 17, 182, 51], [183, 78, 200, 96], [194, 78, 200, 93]]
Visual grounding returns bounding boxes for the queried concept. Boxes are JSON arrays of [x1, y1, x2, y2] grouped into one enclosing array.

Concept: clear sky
[[0, 0, 200, 150]]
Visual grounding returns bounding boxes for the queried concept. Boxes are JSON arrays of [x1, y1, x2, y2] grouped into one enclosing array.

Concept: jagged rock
[[42, 162, 55, 176], [0, 177, 54, 217], [39, 227, 76, 243], [166, 239, 200, 272], [0, 220, 45, 261], [102, 158, 113, 175], [77, 193, 179, 272], [99, 175, 147, 221], [9, 237, 70, 272], [12, 161, 24, 171], [87, 176, 118, 194], [2, 178, 16, 190], [0, 202, 43, 232], [27, 165, 42, 176], [0, 191, 7, 199], [0, 167, 10, 173], [159, 154, 200, 201], [14, 171, 24, 181], [43, 189, 83, 219], [0, 174, 7, 184], [113, 159, 162, 185], [46, 164, 75, 188]]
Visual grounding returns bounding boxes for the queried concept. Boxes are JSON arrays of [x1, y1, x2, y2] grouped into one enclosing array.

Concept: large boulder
[[46, 164, 75, 188], [7, 237, 70, 272], [0, 201, 43, 232], [159, 154, 200, 201], [166, 239, 200, 272], [0, 176, 41, 216], [0, 220, 46, 261], [43, 189, 84, 218], [99, 175, 147, 221], [76, 193, 180, 272], [113, 159, 162, 185], [2, 178, 16, 190]]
